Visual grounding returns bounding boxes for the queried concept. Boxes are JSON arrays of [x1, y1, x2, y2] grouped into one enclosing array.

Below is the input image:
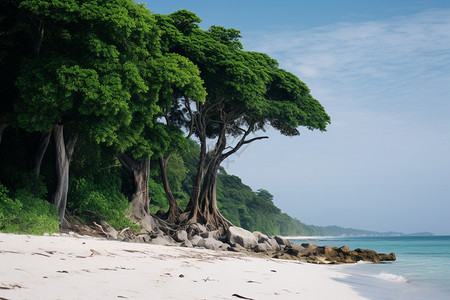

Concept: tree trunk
[[32, 131, 51, 178], [0, 123, 8, 145], [158, 156, 182, 223], [185, 112, 209, 212], [32, 18, 44, 59], [188, 157, 232, 231], [52, 125, 78, 226], [118, 153, 150, 219]]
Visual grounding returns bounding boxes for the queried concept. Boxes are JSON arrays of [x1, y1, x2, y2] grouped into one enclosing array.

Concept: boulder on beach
[[227, 226, 258, 249]]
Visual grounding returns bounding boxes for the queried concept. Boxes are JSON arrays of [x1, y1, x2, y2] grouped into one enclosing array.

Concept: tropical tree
[[115, 52, 206, 223], [12, 0, 160, 225], [158, 10, 331, 230]]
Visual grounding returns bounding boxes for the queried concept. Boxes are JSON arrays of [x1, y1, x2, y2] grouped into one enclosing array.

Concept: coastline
[[0, 232, 421, 300]]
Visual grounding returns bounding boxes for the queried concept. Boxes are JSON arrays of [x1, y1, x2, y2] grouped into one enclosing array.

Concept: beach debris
[[0, 283, 22, 290], [90, 249, 101, 256], [57, 270, 68, 273], [31, 252, 51, 257], [232, 293, 254, 300], [203, 277, 215, 282], [246, 280, 262, 284]]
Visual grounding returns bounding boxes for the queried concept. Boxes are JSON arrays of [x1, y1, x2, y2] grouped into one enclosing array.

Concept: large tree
[[115, 52, 206, 224], [13, 0, 160, 225], [158, 10, 331, 230]]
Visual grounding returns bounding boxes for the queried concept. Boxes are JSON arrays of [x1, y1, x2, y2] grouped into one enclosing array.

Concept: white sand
[[0, 232, 372, 300]]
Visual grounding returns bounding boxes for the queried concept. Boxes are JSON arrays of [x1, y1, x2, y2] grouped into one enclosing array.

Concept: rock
[[137, 235, 151, 243], [148, 235, 176, 246], [200, 230, 221, 240], [189, 235, 203, 247], [301, 246, 396, 264], [99, 220, 118, 240], [227, 226, 258, 249], [253, 231, 270, 243], [197, 238, 225, 251], [274, 236, 294, 247], [267, 238, 282, 251], [301, 243, 319, 250], [174, 230, 188, 242], [255, 238, 282, 253], [186, 223, 207, 238], [228, 244, 246, 252], [180, 240, 193, 248], [255, 242, 272, 252], [283, 244, 307, 256], [380, 252, 396, 261]]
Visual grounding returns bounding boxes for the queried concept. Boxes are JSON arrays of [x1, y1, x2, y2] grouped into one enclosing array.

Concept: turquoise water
[[290, 236, 450, 298]]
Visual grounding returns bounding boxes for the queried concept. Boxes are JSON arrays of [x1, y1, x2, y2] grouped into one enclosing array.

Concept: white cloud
[[245, 9, 450, 117], [226, 9, 450, 233]]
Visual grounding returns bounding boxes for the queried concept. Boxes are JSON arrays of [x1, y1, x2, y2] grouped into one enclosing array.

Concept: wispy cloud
[[245, 9, 450, 118]]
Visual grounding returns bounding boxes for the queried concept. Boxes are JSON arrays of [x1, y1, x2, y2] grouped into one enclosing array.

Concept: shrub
[[0, 184, 60, 235], [68, 170, 138, 231]]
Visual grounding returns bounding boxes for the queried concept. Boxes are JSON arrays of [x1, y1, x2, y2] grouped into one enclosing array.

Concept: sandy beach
[[0, 232, 406, 300]]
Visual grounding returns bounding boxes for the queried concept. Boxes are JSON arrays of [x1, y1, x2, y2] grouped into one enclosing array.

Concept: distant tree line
[[0, 0, 330, 235]]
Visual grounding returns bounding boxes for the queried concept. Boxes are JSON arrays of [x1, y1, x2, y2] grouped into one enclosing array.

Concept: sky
[[143, 0, 450, 235]]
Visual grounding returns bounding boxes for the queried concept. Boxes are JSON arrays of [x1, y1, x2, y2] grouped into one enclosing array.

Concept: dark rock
[[186, 223, 207, 238], [301, 243, 319, 250], [200, 230, 221, 240], [380, 252, 396, 261], [174, 230, 188, 242], [228, 244, 246, 252], [274, 236, 294, 247], [253, 231, 270, 243], [284, 244, 306, 256], [272, 241, 396, 264]]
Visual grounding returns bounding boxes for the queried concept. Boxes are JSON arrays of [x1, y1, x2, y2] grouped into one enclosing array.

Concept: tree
[[159, 10, 331, 230], [13, 0, 160, 225], [115, 52, 206, 222]]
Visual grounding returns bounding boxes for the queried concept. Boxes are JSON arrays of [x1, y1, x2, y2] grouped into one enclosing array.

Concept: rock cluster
[[97, 222, 396, 264], [273, 243, 396, 264]]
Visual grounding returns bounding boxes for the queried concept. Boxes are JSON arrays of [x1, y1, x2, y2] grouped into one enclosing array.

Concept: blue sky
[[143, 1, 450, 235]]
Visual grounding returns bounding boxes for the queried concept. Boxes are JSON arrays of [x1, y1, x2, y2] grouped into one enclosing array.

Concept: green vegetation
[[0, 1, 331, 236], [0, 184, 59, 235]]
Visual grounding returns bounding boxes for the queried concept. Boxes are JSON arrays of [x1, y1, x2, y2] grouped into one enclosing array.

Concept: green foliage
[[0, 184, 59, 235], [1, 3, 332, 237], [68, 170, 138, 231], [148, 177, 168, 214]]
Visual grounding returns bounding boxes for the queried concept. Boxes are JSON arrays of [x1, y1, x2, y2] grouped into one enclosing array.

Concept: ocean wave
[[376, 272, 408, 283]]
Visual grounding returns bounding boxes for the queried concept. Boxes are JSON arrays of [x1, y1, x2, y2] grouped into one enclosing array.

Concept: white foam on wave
[[376, 272, 408, 283]]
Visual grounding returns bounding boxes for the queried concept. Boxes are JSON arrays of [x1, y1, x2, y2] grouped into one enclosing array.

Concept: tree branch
[[185, 98, 195, 139], [242, 135, 269, 145]]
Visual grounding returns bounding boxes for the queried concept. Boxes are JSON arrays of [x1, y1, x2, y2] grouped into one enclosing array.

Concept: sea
[[290, 235, 450, 299]]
